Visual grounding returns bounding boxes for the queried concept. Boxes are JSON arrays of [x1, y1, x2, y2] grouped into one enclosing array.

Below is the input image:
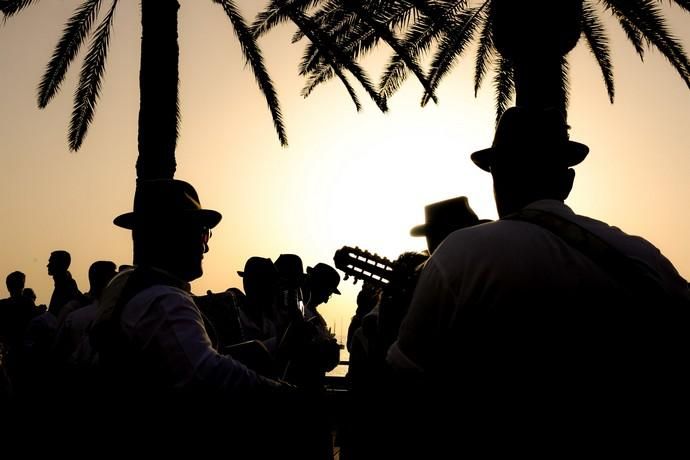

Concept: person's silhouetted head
[[88, 261, 118, 298], [305, 263, 341, 308], [6, 271, 26, 298], [113, 179, 222, 282], [238, 257, 279, 303], [471, 107, 588, 217], [48, 250, 71, 277], [410, 197, 489, 253], [275, 254, 305, 289], [22, 288, 37, 305]]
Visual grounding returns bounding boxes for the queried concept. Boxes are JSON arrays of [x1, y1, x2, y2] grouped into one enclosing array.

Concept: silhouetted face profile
[[115, 179, 222, 283], [47, 251, 71, 277], [306, 263, 341, 308], [134, 221, 211, 282]]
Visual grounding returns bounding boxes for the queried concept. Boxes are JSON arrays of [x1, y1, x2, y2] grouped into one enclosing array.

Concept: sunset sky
[[1, 1, 688, 345]]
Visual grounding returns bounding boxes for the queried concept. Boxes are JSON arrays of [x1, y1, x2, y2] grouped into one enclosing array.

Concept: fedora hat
[[274, 254, 306, 282], [410, 196, 486, 237], [237, 257, 278, 280], [307, 263, 341, 295], [114, 179, 222, 230], [471, 107, 589, 172]]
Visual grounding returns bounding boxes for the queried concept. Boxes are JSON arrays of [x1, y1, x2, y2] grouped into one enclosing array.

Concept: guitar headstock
[[333, 246, 395, 288]]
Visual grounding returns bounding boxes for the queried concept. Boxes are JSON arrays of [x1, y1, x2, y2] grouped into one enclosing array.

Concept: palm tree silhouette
[[1, 0, 287, 180], [259, 0, 690, 121]]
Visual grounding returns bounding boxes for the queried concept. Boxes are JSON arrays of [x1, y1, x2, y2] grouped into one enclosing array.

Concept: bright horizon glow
[[1, 1, 688, 345]]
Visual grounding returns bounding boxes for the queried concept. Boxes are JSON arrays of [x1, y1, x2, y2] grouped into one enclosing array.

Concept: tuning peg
[[344, 274, 350, 281]]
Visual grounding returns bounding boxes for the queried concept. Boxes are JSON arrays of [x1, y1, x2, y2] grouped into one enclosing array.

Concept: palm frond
[[298, 11, 368, 75], [38, 0, 102, 108], [69, 0, 117, 151], [605, 0, 690, 87], [581, 1, 615, 103], [422, 4, 486, 106], [473, 3, 494, 97], [297, 0, 414, 76], [251, 0, 321, 38], [346, 0, 437, 103], [215, 0, 288, 146], [616, 15, 646, 60], [667, 0, 690, 13], [302, 63, 335, 98], [289, 7, 387, 111], [380, 0, 466, 99], [0, 0, 39, 17], [291, 0, 349, 43], [302, 63, 362, 111], [493, 56, 514, 124]]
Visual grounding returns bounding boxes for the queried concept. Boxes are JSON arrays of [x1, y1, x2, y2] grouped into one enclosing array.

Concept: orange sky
[[1, 1, 689, 344]]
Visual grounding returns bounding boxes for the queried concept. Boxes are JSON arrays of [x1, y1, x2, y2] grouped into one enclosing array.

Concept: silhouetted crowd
[[1, 108, 689, 458]]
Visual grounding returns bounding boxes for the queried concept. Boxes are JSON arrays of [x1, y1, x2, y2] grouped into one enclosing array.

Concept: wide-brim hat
[[114, 179, 222, 230], [410, 196, 486, 237], [307, 263, 341, 295], [274, 254, 306, 283], [471, 107, 589, 172], [237, 257, 277, 279]]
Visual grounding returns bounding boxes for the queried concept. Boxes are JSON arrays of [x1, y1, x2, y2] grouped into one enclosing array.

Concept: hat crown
[[239, 257, 277, 279], [113, 179, 222, 229], [471, 107, 589, 172], [275, 254, 304, 277], [494, 107, 570, 149], [307, 263, 341, 294], [410, 196, 479, 237], [133, 179, 202, 214]]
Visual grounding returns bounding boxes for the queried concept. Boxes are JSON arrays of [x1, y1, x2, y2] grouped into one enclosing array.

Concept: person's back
[[387, 108, 689, 455]]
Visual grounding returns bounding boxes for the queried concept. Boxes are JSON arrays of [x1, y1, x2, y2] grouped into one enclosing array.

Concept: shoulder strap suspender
[[505, 208, 664, 300]]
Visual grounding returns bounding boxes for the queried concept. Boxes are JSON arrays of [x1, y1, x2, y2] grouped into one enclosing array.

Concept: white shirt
[[388, 199, 689, 372], [98, 268, 266, 393]]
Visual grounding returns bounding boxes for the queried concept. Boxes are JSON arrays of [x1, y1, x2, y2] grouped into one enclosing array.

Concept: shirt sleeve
[[386, 258, 456, 373], [129, 289, 270, 393]]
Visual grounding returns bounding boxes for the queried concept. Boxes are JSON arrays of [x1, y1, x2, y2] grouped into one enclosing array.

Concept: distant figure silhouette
[[47, 250, 81, 319], [0, 271, 34, 384], [54, 260, 118, 365], [237, 256, 280, 345], [410, 196, 490, 253], [387, 107, 690, 455], [302, 262, 341, 375]]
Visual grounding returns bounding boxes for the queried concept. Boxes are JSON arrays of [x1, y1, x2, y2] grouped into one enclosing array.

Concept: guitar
[[333, 246, 396, 288]]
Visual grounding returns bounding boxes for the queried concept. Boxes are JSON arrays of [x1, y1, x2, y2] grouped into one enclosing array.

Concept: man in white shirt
[[386, 107, 689, 455], [90, 180, 288, 413]]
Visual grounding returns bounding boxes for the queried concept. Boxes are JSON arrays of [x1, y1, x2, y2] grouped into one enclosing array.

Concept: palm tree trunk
[[136, 0, 180, 181], [512, 54, 566, 115], [493, 0, 582, 116]]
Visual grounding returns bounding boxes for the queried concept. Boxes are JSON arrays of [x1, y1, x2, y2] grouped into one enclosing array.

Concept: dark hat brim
[[113, 209, 222, 230], [471, 141, 589, 172]]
